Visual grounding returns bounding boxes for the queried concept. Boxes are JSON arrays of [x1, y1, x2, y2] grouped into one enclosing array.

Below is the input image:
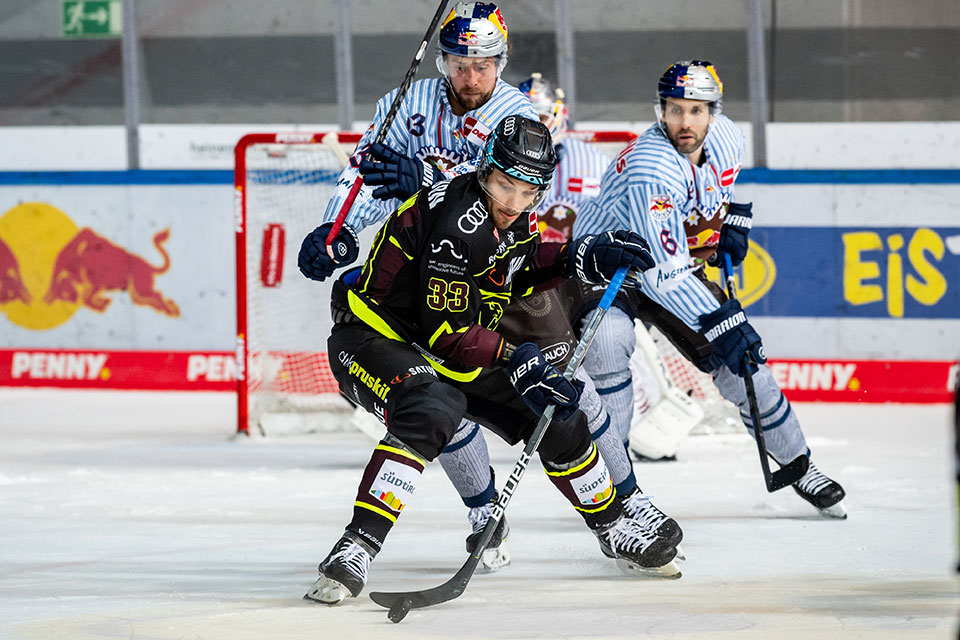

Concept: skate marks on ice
[[1, 392, 958, 639]]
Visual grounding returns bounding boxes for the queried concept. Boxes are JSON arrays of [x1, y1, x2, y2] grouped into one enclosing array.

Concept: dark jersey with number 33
[[338, 173, 569, 381]]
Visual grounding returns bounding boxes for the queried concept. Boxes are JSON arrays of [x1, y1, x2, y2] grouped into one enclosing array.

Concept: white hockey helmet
[[518, 72, 569, 143], [656, 60, 723, 111], [435, 2, 509, 78]]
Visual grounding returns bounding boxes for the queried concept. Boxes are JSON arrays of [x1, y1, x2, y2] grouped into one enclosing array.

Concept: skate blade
[[477, 546, 512, 573], [304, 576, 352, 605], [818, 501, 848, 519], [615, 558, 682, 579]]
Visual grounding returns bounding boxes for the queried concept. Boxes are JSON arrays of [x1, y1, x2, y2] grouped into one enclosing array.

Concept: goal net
[[234, 130, 734, 436]]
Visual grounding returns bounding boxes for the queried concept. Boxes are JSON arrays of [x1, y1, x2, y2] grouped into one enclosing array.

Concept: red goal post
[[233, 129, 724, 436]]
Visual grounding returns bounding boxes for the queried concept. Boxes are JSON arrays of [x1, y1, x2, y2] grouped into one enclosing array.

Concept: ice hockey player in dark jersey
[[304, 116, 678, 606]]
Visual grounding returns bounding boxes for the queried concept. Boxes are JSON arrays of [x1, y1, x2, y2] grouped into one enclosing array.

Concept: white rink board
[[0, 389, 957, 639], [2, 122, 960, 170]]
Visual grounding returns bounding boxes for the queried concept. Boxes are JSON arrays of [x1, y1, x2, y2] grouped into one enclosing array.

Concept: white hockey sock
[[712, 364, 808, 464], [576, 369, 636, 493], [437, 419, 495, 507], [581, 307, 637, 444]]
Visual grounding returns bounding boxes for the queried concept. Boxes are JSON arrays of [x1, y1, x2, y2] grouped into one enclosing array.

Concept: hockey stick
[[324, 0, 449, 255], [369, 267, 631, 623], [320, 131, 350, 168], [721, 253, 808, 492]]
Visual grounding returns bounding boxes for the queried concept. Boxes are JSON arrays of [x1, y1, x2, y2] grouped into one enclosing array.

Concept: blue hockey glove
[[709, 201, 752, 267], [699, 298, 766, 376], [358, 142, 439, 201], [569, 230, 655, 288], [506, 342, 584, 421], [298, 222, 359, 282]]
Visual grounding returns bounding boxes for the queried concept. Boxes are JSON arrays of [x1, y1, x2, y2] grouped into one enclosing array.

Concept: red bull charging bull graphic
[[0, 202, 179, 330]]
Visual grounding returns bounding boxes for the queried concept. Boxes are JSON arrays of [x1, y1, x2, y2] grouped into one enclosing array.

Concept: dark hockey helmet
[[477, 115, 557, 212]]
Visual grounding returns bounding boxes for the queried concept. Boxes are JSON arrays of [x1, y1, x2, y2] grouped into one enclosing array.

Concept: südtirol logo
[[0, 202, 179, 330]]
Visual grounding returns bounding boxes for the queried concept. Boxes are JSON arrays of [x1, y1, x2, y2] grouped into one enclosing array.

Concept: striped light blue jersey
[[573, 115, 745, 329], [537, 137, 611, 242], [321, 77, 537, 232]]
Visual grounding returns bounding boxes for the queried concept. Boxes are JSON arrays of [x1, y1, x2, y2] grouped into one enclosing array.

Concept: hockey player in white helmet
[[571, 60, 847, 519], [299, 2, 537, 283]]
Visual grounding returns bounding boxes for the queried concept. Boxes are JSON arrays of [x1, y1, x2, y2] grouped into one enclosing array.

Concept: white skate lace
[[605, 516, 659, 554], [623, 491, 669, 531], [794, 463, 834, 496], [328, 540, 372, 581], [468, 502, 494, 535]]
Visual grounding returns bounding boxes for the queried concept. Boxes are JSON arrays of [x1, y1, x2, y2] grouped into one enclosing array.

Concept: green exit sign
[[62, 0, 122, 38]]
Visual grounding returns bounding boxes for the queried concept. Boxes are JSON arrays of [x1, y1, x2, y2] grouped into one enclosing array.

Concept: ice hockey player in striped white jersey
[[436, 73, 685, 573], [571, 60, 847, 519], [297, 1, 537, 283], [519, 73, 709, 468]]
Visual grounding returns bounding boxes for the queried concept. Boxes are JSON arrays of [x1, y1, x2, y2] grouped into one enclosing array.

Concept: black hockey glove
[[708, 202, 753, 267], [506, 342, 584, 422], [699, 298, 766, 377], [358, 142, 440, 201], [569, 230, 655, 289], [298, 222, 360, 282]]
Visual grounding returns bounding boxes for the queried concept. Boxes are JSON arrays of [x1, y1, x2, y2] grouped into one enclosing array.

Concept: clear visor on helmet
[[436, 52, 507, 81], [654, 97, 718, 134], [478, 166, 551, 215]]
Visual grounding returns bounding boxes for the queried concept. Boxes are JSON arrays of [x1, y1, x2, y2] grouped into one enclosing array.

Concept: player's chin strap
[[721, 252, 808, 492], [368, 266, 632, 623]]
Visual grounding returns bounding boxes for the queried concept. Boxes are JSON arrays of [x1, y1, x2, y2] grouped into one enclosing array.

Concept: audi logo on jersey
[[458, 200, 488, 234]]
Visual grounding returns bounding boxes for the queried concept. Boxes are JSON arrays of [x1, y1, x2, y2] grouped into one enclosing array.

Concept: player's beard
[[670, 126, 707, 156], [450, 85, 494, 112]]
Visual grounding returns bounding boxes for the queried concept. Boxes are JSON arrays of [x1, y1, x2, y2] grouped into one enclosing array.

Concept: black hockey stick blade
[[765, 453, 809, 492], [370, 552, 480, 620]]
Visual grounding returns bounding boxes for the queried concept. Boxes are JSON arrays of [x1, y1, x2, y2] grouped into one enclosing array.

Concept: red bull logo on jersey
[[0, 202, 180, 330], [649, 195, 674, 221], [687, 228, 721, 251]]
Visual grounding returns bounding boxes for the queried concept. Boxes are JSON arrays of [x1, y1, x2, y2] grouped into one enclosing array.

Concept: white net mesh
[[239, 135, 357, 433]]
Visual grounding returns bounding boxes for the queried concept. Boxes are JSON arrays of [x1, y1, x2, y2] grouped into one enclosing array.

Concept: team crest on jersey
[[649, 195, 674, 221], [539, 198, 578, 242], [415, 145, 464, 174]]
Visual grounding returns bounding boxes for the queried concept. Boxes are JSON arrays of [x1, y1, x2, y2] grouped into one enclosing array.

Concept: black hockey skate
[[304, 533, 375, 605], [622, 487, 683, 547], [595, 516, 681, 578], [792, 462, 847, 519], [465, 494, 511, 572]]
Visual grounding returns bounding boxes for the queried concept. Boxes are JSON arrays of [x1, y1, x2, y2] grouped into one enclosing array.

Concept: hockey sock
[[346, 435, 427, 553], [576, 369, 637, 494], [438, 419, 496, 507], [543, 442, 620, 531], [713, 364, 808, 464], [581, 307, 637, 444]]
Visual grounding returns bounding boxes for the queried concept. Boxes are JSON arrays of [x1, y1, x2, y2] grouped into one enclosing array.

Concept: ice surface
[[1, 389, 957, 639]]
